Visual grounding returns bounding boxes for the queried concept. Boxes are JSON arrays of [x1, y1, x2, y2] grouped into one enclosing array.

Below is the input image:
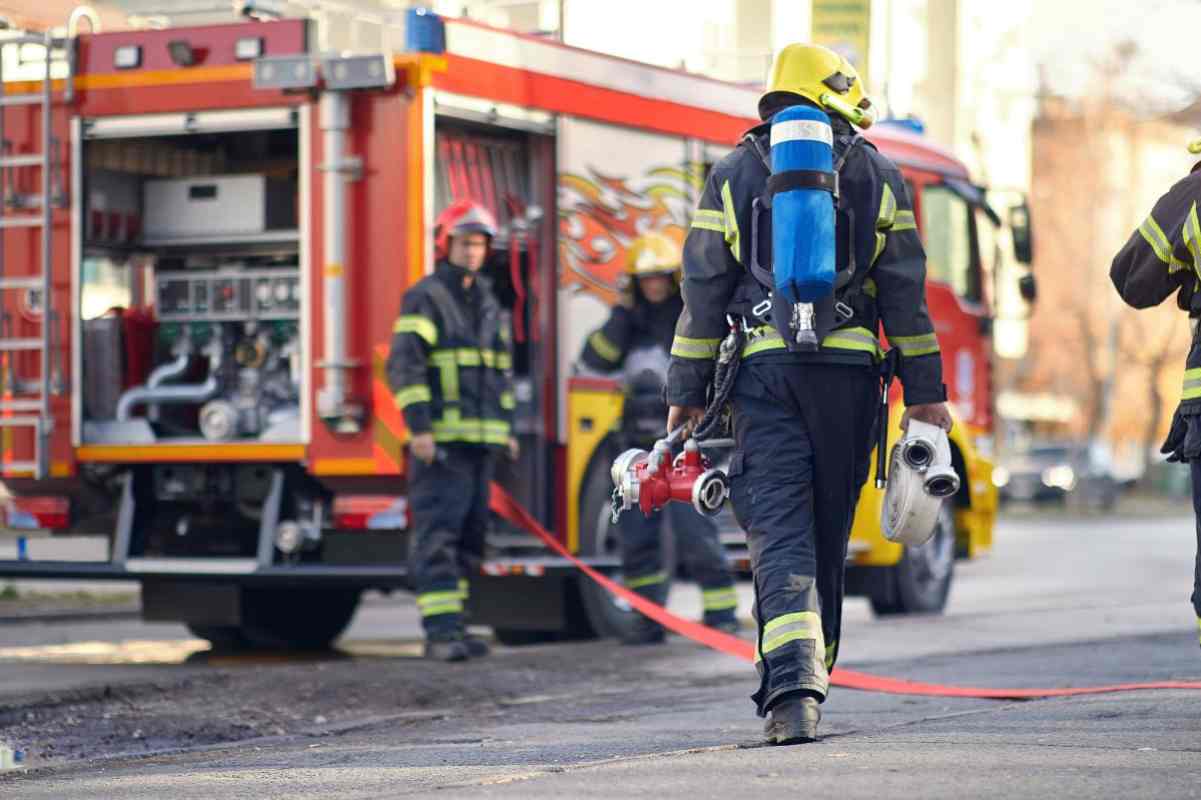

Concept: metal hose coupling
[[881, 419, 960, 547]]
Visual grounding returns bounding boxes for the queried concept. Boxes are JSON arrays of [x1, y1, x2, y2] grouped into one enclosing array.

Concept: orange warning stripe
[[76, 444, 304, 462], [372, 344, 404, 475]]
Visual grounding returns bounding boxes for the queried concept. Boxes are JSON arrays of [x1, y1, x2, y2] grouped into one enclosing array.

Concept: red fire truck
[[0, 10, 1029, 648]]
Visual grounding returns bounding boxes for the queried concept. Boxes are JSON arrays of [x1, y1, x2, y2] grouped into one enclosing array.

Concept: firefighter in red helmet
[[387, 199, 519, 662]]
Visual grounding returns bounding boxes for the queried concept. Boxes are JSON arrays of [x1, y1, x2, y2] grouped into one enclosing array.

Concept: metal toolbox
[[143, 174, 296, 238]]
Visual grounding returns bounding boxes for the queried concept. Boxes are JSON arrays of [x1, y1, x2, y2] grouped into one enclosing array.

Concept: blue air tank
[[769, 105, 836, 304]]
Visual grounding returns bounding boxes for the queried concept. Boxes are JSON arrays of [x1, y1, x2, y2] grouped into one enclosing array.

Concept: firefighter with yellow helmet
[[666, 44, 951, 743], [580, 231, 740, 644]]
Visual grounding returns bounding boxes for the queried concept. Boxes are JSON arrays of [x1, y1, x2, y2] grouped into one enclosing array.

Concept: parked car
[[994, 441, 1120, 510]]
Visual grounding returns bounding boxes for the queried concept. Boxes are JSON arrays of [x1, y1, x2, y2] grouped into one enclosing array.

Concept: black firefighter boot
[[620, 582, 668, 645], [763, 692, 821, 745]]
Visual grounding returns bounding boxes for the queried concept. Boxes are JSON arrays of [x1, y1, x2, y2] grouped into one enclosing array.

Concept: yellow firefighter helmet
[[625, 231, 682, 278], [761, 43, 875, 129]]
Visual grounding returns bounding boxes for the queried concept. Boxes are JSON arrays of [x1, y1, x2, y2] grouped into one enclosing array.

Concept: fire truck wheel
[[577, 448, 675, 640], [237, 587, 363, 650], [869, 503, 955, 616]]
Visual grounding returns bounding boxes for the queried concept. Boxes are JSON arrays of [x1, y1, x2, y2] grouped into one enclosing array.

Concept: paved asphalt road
[[2, 511, 1200, 798]]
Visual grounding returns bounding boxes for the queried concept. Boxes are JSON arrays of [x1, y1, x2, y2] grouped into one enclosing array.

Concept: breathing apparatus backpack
[[737, 105, 871, 353]]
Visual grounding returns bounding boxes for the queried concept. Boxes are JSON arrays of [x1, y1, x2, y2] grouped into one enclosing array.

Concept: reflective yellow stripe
[[458, 578, 470, 601], [1185, 203, 1201, 280], [587, 331, 622, 363], [862, 278, 877, 297], [702, 587, 738, 611], [394, 315, 438, 346], [1139, 214, 1174, 266], [625, 571, 667, 589], [691, 208, 725, 233], [877, 183, 898, 230], [671, 335, 721, 360], [824, 326, 883, 358], [432, 349, 511, 370], [431, 417, 512, 446], [873, 231, 887, 265], [892, 210, 917, 231], [721, 179, 741, 264], [741, 325, 881, 359], [394, 384, 432, 409], [417, 591, 463, 618], [1196, 617, 1201, 647], [825, 639, 837, 670], [431, 351, 460, 404], [500, 391, 516, 410], [755, 611, 824, 662], [1183, 368, 1201, 401], [742, 328, 787, 356], [890, 332, 941, 358]]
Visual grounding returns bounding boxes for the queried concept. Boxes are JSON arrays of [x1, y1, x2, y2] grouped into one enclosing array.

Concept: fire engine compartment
[[78, 119, 304, 446]]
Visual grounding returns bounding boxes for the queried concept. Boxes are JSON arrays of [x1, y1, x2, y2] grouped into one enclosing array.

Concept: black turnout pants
[[727, 355, 879, 715], [408, 444, 495, 638]]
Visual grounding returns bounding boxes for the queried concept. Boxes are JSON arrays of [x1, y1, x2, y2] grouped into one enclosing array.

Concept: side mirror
[[1018, 273, 1037, 304], [1009, 199, 1033, 265]]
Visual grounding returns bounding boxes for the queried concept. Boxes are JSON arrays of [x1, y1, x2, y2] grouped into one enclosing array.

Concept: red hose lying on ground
[[490, 484, 1201, 700]]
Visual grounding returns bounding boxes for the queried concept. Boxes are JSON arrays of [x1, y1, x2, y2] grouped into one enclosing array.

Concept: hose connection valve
[[610, 436, 729, 523]]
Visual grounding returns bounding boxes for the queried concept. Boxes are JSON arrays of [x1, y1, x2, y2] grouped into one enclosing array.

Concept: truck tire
[[869, 503, 955, 616], [237, 588, 362, 650], [576, 447, 674, 640]]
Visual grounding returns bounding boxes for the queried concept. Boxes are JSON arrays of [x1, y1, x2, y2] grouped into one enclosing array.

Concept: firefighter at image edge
[[386, 200, 519, 663], [666, 43, 953, 744], [1110, 139, 1201, 653], [578, 231, 741, 645]]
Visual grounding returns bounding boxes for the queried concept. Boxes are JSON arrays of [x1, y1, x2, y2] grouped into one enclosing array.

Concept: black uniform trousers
[[1189, 464, 1201, 630], [620, 503, 738, 626], [408, 444, 495, 638], [727, 355, 879, 715]]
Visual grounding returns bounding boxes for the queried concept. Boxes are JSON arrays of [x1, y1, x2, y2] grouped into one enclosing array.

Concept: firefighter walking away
[[667, 44, 952, 744], [579, 231, 740, 645], [387, 200, 519, 662], [1111, 149, 1201, 651]]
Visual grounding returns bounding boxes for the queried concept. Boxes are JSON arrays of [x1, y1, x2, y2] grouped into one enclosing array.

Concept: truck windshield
[[921, 184, 981, 303]]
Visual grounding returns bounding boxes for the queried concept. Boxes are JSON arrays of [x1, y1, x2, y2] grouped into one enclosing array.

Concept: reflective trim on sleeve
[[417, 591, 464, 618], [1140, 213, 1174, 265], [892, 209, 917, 231], [587, 330, 622, 364], [873, 231, 887, 265], [890, 332, 941, 358], [393, 314, 438, 346], [394, 384, 432, 409], [721, 179, 742, 264], [877, 182, 898, 229], [1182, 368, 1201, 401], [1185, 202, 1201, 280], [691, 208, 725, 233], [702, 586, 739, 612], [671, 335, 721, 360], [625, 571, 668, 589], [458, 578, 470, 602]]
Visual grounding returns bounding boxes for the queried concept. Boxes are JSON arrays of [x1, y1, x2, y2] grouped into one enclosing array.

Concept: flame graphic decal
[[558, 164, 705, 305]]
